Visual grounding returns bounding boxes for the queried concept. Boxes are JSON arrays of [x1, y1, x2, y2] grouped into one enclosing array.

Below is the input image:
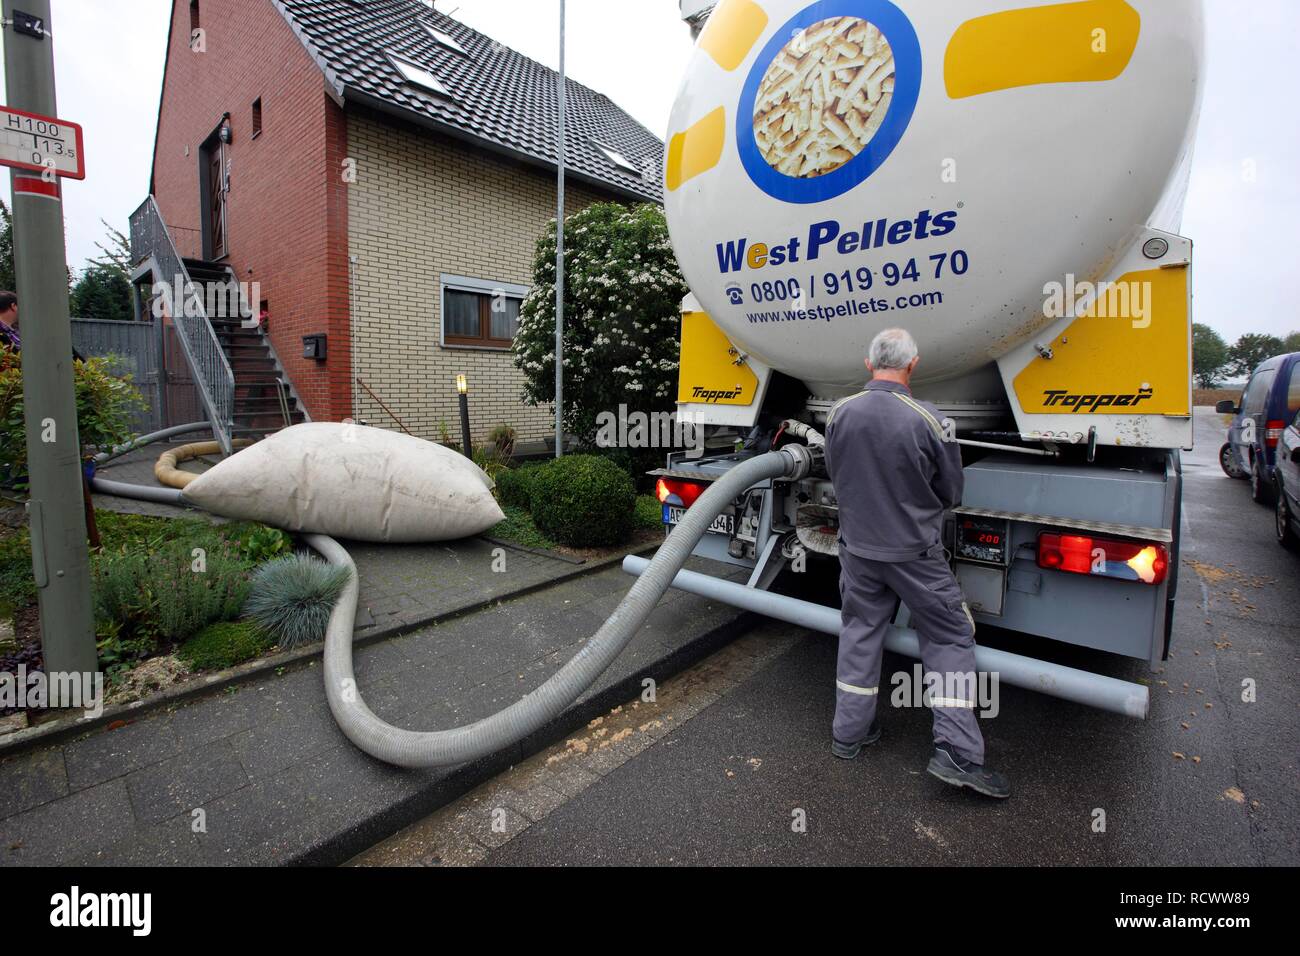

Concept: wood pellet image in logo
[[753, 16, 895, 178], [691, 385, 745, 403], [1042, 386, 1153, 413]]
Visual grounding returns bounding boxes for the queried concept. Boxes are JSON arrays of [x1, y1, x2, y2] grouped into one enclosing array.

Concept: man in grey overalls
[[824, 329, 1010, 798]]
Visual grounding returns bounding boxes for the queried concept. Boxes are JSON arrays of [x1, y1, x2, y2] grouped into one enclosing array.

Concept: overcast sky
[[0, 0, 1295, 346]]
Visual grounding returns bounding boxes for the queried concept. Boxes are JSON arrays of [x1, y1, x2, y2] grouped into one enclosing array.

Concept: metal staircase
[[183, 259, 306, 440], [129, 196, 306, 453]]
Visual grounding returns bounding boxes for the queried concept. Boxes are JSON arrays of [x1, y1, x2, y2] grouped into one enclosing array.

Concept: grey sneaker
[[927, 743, 1011, 798], [831, 722, 882, 759]]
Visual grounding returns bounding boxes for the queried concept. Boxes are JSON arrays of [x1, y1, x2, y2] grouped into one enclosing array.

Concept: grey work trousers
[[834, 545, 985, 764]]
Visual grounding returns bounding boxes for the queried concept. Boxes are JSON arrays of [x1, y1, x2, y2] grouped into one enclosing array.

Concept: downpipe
[[621, 557, 1149, 719]]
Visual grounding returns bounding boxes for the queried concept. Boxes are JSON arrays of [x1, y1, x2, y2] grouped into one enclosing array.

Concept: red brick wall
[[150, 0, 351, 421]]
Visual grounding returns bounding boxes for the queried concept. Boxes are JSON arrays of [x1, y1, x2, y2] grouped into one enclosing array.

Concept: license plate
[[664, 504, 734, 536]]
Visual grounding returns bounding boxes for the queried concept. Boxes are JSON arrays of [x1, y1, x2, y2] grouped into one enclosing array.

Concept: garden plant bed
[[0, 508, 295, 722]]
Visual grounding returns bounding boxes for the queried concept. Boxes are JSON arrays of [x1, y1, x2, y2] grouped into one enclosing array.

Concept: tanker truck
[[644, 0, 1204, 716]]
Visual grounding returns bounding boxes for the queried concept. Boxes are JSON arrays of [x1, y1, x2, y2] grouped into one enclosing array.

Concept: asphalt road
[[380, 408, 1299, 866]]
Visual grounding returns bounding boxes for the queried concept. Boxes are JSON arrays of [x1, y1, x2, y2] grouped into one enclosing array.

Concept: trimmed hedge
[[634, 495, 665, 530], [494, 461, 546, 509], [178, 620, 275, 671], [527, 455, 635, 548]]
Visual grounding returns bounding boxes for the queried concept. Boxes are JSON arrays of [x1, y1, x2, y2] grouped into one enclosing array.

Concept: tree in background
[[70, 221, 134, 321], [3, 208, 133, 318], [0, 201, 15, 292], [1283, 331, 1300, 354], [70, 267, 133, 321], [1192, 323, 1229, 388], [1227, 333, 1285, 379], [513, 203, 688, 448]]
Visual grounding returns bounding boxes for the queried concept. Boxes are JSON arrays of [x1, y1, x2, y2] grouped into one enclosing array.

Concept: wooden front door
[[205, 142, 226, 259]]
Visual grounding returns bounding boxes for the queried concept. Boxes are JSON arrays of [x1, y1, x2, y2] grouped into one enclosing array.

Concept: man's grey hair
[[868, 328, 918, 371]]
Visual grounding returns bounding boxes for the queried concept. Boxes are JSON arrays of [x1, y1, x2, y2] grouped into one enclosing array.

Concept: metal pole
[[2, 0, 97, 679], [554, 0, 566, 458]]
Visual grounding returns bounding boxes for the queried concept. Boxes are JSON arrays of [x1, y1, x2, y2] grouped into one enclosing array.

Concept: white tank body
[[664, 0, 1204, 402]]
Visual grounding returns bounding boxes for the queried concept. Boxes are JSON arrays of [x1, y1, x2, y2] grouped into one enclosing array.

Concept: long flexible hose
[[314, 450, 801, 768], [89, 427, 804, 769], [93, 422, 214, 465]]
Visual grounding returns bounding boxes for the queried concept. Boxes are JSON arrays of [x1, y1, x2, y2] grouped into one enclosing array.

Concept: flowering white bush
[[513, 203, 688, 446]]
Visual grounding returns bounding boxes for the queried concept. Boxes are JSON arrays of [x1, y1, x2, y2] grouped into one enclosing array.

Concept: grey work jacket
[[824, 379, 963, 562]]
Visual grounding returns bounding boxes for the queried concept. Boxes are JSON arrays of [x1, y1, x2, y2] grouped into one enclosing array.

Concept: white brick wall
[[347, 112, 621, 444]]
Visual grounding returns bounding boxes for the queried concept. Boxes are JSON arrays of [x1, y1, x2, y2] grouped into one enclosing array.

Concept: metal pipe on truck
[[622, 556, 1150, 719]]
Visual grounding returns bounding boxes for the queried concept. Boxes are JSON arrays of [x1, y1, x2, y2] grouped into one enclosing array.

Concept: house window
[[423, 24, 468, 56], [252, 98, 263, 138], [440, 275, 527, 349], [388, 54, 452, 98], [190, 1, 200, 33], [590, 139, 642, 177]]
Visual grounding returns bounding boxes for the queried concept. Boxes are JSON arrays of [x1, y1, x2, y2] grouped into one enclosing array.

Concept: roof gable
[[274, 0, 664, 202]]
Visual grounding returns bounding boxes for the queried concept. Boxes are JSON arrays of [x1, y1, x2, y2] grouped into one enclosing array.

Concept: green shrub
[[513, 203, 688, 446], [231, 524, 293, 565], [635, 495, 665, 530], [0, 348, 146, 488], [495, 461, 546, 509], [527, 455, 635, 548], [488, 423, 517, 456], [594, 446, 662, 493], [472, 444, 510, 485], [92, 539, 250, 647], [0, 512, 290, 613], [243, 554, 351, 650], [0, 529, 35, 609], [178, 621, 276, 671]]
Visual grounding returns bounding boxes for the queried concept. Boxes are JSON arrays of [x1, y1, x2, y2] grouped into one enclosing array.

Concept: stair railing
[[129, 196, 236, 455]]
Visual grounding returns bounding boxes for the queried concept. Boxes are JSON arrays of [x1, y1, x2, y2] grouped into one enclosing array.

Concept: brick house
[[136, 0, 663, 449]]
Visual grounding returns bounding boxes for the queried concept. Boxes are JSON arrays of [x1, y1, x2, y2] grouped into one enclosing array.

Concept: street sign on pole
[[0, 105, 85, 180], [2, 0, 98, 684]]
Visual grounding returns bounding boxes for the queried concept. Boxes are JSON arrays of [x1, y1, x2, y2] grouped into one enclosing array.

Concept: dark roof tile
[[276, 0, 663, 201]]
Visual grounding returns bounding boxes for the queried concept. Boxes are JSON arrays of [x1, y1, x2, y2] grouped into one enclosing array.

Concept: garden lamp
[[456, 375, 472, 459]]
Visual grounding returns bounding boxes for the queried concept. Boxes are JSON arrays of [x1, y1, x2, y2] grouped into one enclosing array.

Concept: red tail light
[[656, 478, 706, 508], [1266, 420, 1285, 448], [1037, 532, 1168, 585]]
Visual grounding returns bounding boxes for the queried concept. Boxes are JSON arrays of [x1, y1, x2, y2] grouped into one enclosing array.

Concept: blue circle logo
[[737, 1, 922, 204]]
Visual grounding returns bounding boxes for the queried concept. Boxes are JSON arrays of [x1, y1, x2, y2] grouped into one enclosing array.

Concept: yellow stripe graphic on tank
[[945, 0, 1140, 99], [666, 107, 728, 192], [698, 0, 770, 71]]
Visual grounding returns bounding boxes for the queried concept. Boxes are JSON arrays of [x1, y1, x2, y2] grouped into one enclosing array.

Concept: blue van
[[1218, 352, 1300, 504]]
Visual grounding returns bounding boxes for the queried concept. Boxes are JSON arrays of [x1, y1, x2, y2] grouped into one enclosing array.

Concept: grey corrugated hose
[[311, 450, 801, 768], [89, 425, 804, 769]]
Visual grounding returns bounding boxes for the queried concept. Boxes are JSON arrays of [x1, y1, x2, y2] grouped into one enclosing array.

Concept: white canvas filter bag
[[181, 423, 505, 542]]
